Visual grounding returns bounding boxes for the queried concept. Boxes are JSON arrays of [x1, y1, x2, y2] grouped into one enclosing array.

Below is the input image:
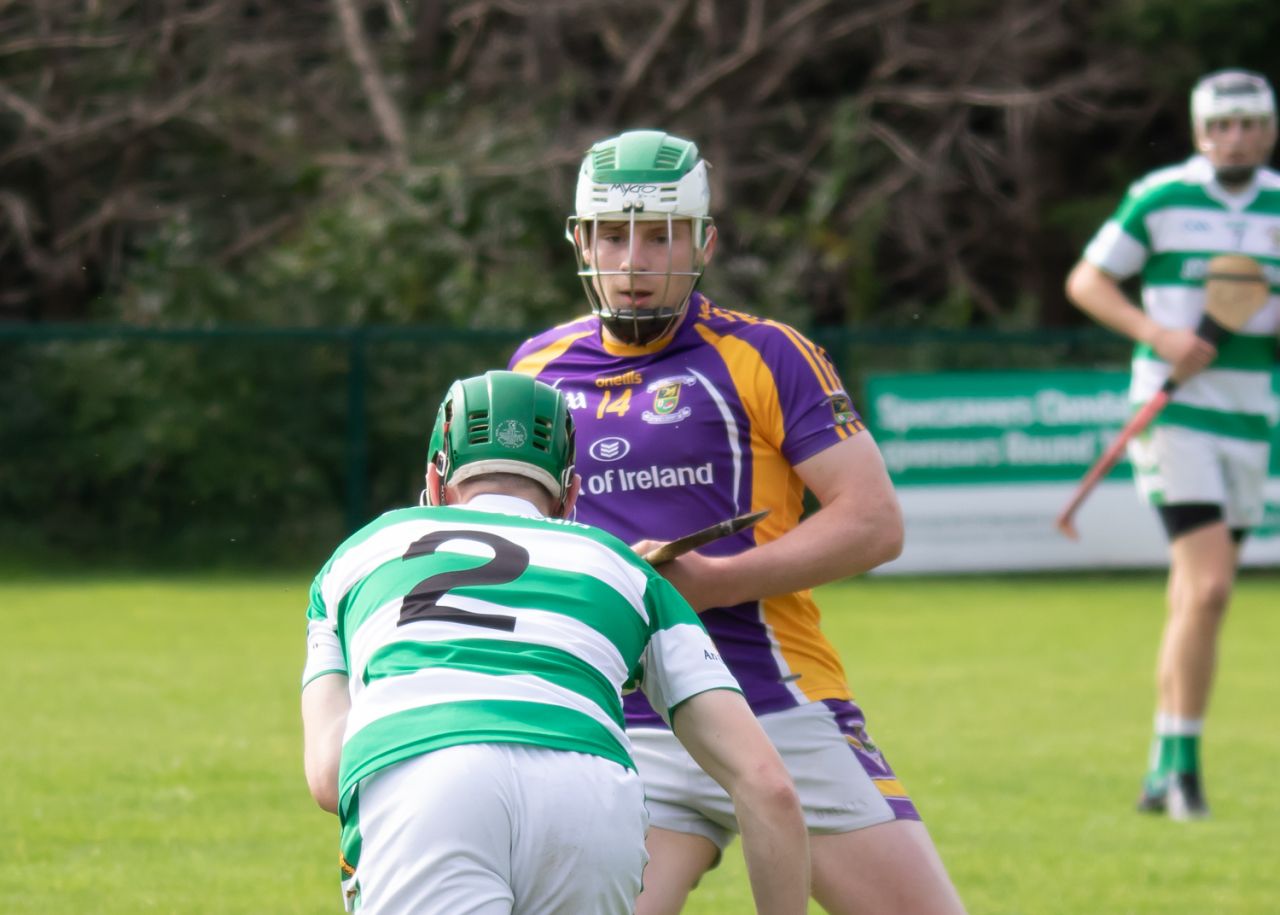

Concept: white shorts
[[631, 698, 920, 851], [342, 743, 648, 914], [1128, 423, 1269, 528]]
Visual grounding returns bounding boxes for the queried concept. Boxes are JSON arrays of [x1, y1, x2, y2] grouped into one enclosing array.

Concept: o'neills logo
[[584, 462, 714, 495], [595, 370, 644, 388]]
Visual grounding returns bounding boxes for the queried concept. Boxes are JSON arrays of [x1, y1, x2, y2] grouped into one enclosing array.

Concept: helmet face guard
[[568, 130, 714, 345], [568, 210, 714, 345], [427, 371, 575, 506]]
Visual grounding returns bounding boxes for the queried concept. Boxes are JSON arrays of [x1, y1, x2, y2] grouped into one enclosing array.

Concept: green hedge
[[0, 325, 1128, 567]]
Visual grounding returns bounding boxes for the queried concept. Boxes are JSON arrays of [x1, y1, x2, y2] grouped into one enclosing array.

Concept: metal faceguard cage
[[567, 210, 714, 345]]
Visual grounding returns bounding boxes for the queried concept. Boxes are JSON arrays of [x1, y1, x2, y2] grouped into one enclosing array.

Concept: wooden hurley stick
[[642, 510, 770, 565], [1055, 254, 1270, 540]]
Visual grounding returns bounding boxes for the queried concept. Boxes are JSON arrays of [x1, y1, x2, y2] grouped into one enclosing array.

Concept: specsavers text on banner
[[864, 371, 1280, 573]]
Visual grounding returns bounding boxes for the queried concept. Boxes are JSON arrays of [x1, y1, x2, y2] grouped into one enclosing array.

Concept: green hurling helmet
[[428, 371, 575, 503], [568, 130, 715, 345]]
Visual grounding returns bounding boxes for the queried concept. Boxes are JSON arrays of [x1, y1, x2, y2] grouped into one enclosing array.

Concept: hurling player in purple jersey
[[510, 131, 965, 915]]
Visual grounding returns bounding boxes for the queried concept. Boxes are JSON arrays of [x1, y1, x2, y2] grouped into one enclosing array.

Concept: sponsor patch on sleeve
[[827, 392, 862, 428]]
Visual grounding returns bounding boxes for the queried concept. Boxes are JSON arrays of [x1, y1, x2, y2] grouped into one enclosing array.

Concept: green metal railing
[[0, 322, 1130, 560]]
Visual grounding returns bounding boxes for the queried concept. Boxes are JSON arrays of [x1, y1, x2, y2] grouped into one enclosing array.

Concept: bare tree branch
[[0, 81, 56, 132], [217, 161, 390, 265], [603, 0, 694, 123], [383, 0, 410, 37], [0, 0, 1189, 326], [332, 0, 408, 169], [665, 0, 833, 116], [0, 76, 219, 168]]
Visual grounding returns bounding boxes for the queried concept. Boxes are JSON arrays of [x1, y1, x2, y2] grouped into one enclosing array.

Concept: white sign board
[[863, 371, 1280, 573]]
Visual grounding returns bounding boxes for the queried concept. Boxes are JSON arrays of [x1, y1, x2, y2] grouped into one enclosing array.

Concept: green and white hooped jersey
[[302, 493, 739, 812], [1083, 154, 1280, 442]]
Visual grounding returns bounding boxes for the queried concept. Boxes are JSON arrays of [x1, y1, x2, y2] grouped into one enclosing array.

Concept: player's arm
[[1065, 259, 1215, 377], [644, 430, 903, 610], [671, 689, 809, 915], [301, 673, 349, 814]]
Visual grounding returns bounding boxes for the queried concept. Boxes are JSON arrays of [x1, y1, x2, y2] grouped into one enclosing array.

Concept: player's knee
[[1188, 576, 1233, 616]]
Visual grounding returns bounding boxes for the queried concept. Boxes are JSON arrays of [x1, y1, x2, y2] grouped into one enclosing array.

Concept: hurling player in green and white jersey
[[1066, 69, 1280, 821], [300, 371, 808, 915]]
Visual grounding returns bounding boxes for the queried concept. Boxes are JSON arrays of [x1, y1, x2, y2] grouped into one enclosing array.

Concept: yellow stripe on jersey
[[767, 319, 842, 395], [766, 320, 863, 441], [510, 328, 596, 377], [761, 592, 853, 702], [695, 300, 843, 401], [694, 321, 852, 704], [873, 778, 910, 798], [693, 322, 785, 449]]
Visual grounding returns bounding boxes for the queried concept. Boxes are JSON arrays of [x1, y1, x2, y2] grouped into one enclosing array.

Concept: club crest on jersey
[[653, 383, 681, 414], [827, 392, 858, 425], [495, 419, 528, 449], [642, 376, 695, 424]]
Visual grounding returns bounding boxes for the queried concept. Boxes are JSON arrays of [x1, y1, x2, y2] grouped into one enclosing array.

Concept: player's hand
[[630, 538, 665, 560], [634, 546, 733, 612], [1151, 326, 1216, 380]]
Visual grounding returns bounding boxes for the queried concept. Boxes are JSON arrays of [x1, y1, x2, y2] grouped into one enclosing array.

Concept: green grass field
[[4, 571, 1278, 914]]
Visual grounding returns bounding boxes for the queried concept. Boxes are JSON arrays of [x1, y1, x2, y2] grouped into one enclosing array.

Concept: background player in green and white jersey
[[300, 371, 809, 915], [1066, 69, 1280, 820]]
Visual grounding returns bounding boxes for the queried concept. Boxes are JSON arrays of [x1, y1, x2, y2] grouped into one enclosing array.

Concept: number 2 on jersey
[[398, 530, 528, 630]]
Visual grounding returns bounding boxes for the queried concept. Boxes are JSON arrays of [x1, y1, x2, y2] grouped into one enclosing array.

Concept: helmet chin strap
[[600, 307, 685, 345], [423, 454, 450, 506]]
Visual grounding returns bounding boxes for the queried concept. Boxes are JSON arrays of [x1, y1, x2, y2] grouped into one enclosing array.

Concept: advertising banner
[[863, 371, 1280, 573]]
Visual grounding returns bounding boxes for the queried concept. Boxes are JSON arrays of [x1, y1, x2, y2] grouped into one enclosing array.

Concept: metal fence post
[[345, 327, 369, 533]]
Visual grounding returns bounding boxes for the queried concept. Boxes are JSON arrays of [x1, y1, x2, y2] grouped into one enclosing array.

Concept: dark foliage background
[[1, 0, 1275, 564], [6, 0, 1279, 329]]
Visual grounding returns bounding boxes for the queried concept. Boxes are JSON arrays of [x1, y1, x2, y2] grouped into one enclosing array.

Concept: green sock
[[1171, 734, 1200, 775], [1144, 735, 1175, 792]]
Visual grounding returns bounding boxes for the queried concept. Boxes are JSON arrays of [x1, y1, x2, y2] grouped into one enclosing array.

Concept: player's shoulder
[[510, 314, 598, 368], [1254, 165, 1280, 192], [689, 296, 840, 384], [314, 506, 428, 579], [444, 504, 639, 561], [378, 504, 645, 574], [690, 294, 819, 354], [1124, 157, 1212, 206], [548, 514, 642, 559], [339, 506, 420, 543], [537, 515, 670, 588]]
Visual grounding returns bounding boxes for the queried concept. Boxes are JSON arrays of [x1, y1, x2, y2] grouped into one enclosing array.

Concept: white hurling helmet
[[1190, 69, 1276, 184], [567, 130, 714, 345]]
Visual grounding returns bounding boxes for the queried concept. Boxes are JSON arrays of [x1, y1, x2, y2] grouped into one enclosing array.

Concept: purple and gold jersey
[[511, 292, 867, 726]]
